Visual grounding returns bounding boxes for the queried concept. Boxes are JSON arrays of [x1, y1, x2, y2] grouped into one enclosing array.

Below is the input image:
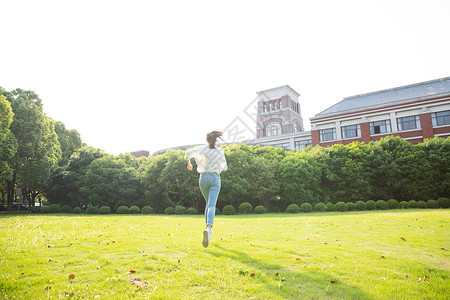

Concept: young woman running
[[184, 131, 228, 248]]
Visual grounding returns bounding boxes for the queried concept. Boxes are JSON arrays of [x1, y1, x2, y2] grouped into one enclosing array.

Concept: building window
[[267, 122, 281, 136], [279, 100, 282, 109], [293, 124, 299, 133], [320, 128, 336, 142], [397, 115, 420, 131], [342, 124, 361, 139], [263, 104, 267, 112], [432, 110, 450, 126], [370, 120, 391, 135], [295, 140, 312, 150]]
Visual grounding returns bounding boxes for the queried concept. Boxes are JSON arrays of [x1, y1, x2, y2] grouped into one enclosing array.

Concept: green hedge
[[222, 205, 236, 215], [239, 202, 253, 214], [300, 203, 312, 213], [142, 206, 153, 214], [254, 205, 266, 214], [286, 204, 300, 213]]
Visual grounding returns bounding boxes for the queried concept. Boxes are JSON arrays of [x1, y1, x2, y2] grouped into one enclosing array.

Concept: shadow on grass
[[208, 244, 374, 299]]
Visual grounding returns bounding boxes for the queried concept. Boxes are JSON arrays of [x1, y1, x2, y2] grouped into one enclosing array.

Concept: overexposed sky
[[1, 0, 449, 155]]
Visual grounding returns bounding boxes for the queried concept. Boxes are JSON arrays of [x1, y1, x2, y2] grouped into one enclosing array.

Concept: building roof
[[314, 76, 450, 118]]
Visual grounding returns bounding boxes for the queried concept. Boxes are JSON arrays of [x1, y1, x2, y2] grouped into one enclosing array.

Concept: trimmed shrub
[[399, 201, 409, 209], [40, 206, 49, 213], [73, 207, 82, 214], [355, 201, 367, 211], [417, 201, 427, 209], [222, 205, 236, 215], [366, 200, 376, 210], [130, 206, 141, 214], [61, 205, 72, 213], [409, 200, 418, 208], [187, 207, 197, 215], [48, 204, 61, 213], [117, 206, 130, 214], [254, 205, 266, 214], [437, 197, 450, 208], [346, 202, 356, 211], [376, 200, 388, 210], [164, 207, 175, 215], [30, 206, 41, 213], [300, 203, 313, 213], [326, 203, 336, 212], [286, 204, 300, 213], [314, 203, 327, 212], [387, 199, 399, 209], [142, 206, 153, 214], [239, 202, 253, 214], [99, 206, 111, 214], [174, 205, 186, 215], [335, 202, 348, 212], [85, 206, 98, 214], [427, 200, 439, 209]]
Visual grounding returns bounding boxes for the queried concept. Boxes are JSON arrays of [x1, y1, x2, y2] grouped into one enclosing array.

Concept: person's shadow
[[207, 244, 374, 299]]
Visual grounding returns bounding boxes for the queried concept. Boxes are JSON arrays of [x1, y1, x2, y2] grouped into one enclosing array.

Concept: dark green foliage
[[326, 203, 336, 212], [142, 206, 153, 214], [254, 205, 266, 214], [215, 207, 220, 215], [437, 197, 450, 208], [427, 200, 439, 209], [286, 204, 300, 213], [366, 200, 376, 210], [399, 201, 409, 209], [117, 206, 130, 214], [387, 199, 399, 209], [376, 200, 388, 210], [61, 205, 72, 213], [346, 202, 356, 211], [355, 201, 367, 211], [314, 203, 327, 212], [222, 205, 236, 215], [40, 206, 49, 213], [409, 200, 417, 208], [187, 207, 197, 215], [30, 206, 41, 213], [164, 207, 175, 215], [99, 206, 111, 214], [130, 206, 140, 214], [48, 204, 61, 213], [72, 207, 82, 214], [417, 201, 427, 209], [85, 206, 98, 214], [300, 203, 312, 213], [335, 202, 348, 212], [239, 202, 253, 214], [174, 205, 186, 215]]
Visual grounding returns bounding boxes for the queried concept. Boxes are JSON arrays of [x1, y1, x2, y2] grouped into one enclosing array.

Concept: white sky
[[1, 0, 449, 155]]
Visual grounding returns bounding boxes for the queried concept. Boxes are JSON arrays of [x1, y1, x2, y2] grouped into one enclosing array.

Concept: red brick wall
[[420, 113, 434, 139]]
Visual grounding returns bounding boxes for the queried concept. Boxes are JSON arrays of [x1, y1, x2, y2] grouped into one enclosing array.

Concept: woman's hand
[[187, 160, 193, 170]]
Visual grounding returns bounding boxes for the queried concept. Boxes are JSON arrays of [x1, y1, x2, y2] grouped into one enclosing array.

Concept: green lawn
[[0, 210, 449, 299]]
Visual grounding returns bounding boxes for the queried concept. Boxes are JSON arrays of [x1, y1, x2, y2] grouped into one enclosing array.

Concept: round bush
[[314, 203, 327, 212], [48, 204, 61, 213], [286, 204, 300, 213], [72, 207, 82, 214], [335, 202, 348, 212], [117, 206, 130, 214], [99, 206, 111, 214], [187, 207, 197, 215], [164, 207, 175, 215], [417, 201, 427, 209], [399, 201, 409, 209], [376, 200, 388, 210], [61, 205, 72, 213], [437, 197, 450, 208], [174, 205, 186, 215], [408, 200, 417, 208], [254, 205, 266, 214], [387, 199, 399, 209], [427, 200, 439, 209], [346, 202, 356, 211], [366, 200, 376, 210], [239, 202, 253, 214], [300, 203, 313, 213], [85, 206, 98, 214], [326, 203, 336, 212], [222, 205, 236, 215], [355, 201, 367, 211], [129, 206, 140, 214], [40, 206, 49, 213], [142, 206, 153, 214]]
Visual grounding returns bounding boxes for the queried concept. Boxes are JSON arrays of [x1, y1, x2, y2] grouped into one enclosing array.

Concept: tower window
[[267, 122, 281, 136]]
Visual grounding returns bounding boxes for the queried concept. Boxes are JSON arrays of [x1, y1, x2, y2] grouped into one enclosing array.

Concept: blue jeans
[[199, 172, 221, 227]]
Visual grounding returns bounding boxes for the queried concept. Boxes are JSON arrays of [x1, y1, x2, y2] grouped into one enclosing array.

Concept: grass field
[[0, 210, 449, 299]]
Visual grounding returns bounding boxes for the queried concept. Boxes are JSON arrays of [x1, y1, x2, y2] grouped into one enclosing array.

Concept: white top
[[184, 144, 228, 174]]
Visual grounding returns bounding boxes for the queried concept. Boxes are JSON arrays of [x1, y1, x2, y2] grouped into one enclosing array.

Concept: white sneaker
[[202, 229, 212, 248]]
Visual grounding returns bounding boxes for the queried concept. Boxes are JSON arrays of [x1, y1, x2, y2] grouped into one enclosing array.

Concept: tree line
[[1, 87, 449, 212]]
